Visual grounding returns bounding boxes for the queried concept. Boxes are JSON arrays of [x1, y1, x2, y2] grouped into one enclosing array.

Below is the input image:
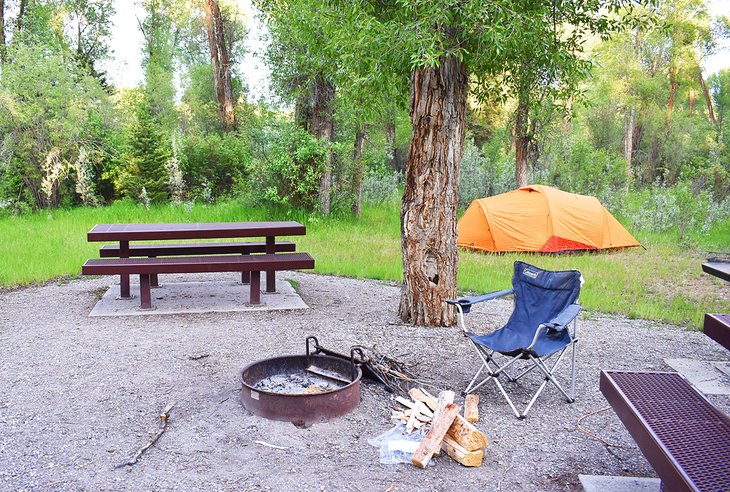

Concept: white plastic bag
[[368, 424, 427, 464]]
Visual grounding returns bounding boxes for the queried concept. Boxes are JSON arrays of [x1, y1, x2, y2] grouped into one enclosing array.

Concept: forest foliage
[[0, 0, 728, 244]]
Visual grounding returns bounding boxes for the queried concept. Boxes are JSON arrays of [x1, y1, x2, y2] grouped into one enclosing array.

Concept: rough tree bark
[[698, 69, 717, 126], [385, 118, 396, 169], [311, 73, 335, 214], [0, 0, 6, 63], [624, 107, 636, 192], [294, 85, 312, 133], [351, 123, 367, 216], [17, 0, 27, 32], [398, 56, 467, 327], [514, 96, 530, 188], [666, 65, 679, 128], [204, 0, 235, 131]]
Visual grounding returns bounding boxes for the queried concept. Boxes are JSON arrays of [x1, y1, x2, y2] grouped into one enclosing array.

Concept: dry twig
[[116, 402, 175, 469]]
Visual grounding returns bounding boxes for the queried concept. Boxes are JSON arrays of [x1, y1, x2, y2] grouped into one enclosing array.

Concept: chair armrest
[[446, 289, 514, 314], [545, 304, 582, 331]]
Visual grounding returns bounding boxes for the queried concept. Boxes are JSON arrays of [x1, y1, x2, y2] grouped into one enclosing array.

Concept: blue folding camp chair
[[447, 261, 583, 419]]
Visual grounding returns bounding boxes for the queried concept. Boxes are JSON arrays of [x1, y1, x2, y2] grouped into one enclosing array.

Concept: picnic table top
[[702, 261, 730, 283], [87, 221, 306, 242]]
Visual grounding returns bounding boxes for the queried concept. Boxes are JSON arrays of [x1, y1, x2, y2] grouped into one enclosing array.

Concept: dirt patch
[[0, 272, 728, 491]]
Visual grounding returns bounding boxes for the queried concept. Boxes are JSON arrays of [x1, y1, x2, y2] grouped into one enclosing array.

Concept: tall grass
[[0, 199, 727, 328]]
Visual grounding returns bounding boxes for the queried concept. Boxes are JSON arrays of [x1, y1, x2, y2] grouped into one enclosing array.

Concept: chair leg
[[492, 376, 524, 419], [528, 352, 574, 403], [570, 339, 578, 401]]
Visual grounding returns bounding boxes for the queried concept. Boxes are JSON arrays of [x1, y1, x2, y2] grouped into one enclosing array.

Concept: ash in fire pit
[[253, 370, 344, 395]]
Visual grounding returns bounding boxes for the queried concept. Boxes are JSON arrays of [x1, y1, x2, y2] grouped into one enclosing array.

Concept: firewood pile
[[390, 387, 488, 468]]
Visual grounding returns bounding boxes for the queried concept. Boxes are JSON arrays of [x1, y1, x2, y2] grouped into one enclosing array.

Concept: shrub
[[628, 182, 730, 240], [179, 132, 251, 200], [247, 124, 326, 211]]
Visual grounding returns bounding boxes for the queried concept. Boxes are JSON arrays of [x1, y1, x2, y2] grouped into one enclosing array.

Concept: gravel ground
[[1, 272, 728, 491]]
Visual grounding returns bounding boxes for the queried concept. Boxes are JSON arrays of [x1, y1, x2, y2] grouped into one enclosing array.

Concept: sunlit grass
[[0, 199, 727, 328]]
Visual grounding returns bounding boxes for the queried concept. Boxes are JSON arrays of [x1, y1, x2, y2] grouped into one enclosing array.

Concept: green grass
[[0, 200, 728, 328]]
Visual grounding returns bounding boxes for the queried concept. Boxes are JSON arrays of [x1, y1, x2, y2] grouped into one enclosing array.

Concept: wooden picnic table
[[87, 221, 307, 299]]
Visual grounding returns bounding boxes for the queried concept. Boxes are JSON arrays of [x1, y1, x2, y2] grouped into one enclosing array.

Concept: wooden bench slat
[[99, 241, 296, 257], [600, 370, 730, 492]]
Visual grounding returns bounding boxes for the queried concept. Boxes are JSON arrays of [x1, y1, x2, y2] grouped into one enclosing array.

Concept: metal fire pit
[[239, 338, 362, 427]]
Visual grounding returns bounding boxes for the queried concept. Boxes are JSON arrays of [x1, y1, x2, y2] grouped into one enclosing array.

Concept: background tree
[[311, 0, 652, 326], [204, 0, 238, 131]]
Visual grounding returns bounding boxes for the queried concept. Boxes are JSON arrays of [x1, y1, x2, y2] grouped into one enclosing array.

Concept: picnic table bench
[[81, 221, 314, 309], [599, 261, 730, 491], [702, 261, 730, 351], [600, 370, 730, 492]]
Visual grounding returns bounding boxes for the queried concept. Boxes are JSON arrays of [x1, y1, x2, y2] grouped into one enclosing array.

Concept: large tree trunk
[[0, 0, 6, 63], [399, 56, 467, 327], [204, 0, 235, 131], [17, 0, 27, 32], [311, 73, 335, 214], [351, 123, 367, 216], [514, 97, 529, 188], [624, 106, 636, 192], [698, 69, 717, 126], [294, 86, 312, 132]]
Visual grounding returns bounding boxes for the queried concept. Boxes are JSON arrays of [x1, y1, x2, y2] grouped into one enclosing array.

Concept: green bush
[[179, 132, 251, 200], [247, 124, 326, 211], [627, 182, 730, 240]]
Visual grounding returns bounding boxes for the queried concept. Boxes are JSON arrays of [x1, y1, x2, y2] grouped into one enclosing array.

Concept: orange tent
[[458, 185, 640, 253]]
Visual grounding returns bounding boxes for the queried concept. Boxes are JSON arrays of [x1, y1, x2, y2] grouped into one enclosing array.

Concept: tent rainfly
[[458, 185, 640, 253]]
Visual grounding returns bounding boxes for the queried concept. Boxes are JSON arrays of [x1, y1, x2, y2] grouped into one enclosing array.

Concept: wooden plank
[[447, 414, 488, 452], [464, 394, 479, 423], [411, 402, 460, 468], [409, 388, 437, 411], [441, 435, 484, 467]]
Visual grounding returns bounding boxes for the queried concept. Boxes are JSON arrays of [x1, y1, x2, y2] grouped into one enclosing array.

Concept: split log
[[431, 390, 455, 423], [411, 402, 460, 468], [441, 435, 484, 467], [395, 396, 415, 409], [464, 394, 479, 422], [406, 406, 419, 433], [409, 388, 437, 411], [447, 414, 488, 452], [415, 401, 433, 418]]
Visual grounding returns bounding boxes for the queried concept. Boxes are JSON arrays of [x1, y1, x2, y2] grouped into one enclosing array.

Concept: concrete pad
[[579, 475, 661, 492], [663, 358, 730, 395], [89, 274, 308, 316]]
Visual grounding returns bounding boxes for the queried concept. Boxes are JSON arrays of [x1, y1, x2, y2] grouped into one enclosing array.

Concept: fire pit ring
[[239, 344, 362, 427]]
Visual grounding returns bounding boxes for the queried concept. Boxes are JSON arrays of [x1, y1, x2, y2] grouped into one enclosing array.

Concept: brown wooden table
[[87, 221, 306, 298]]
